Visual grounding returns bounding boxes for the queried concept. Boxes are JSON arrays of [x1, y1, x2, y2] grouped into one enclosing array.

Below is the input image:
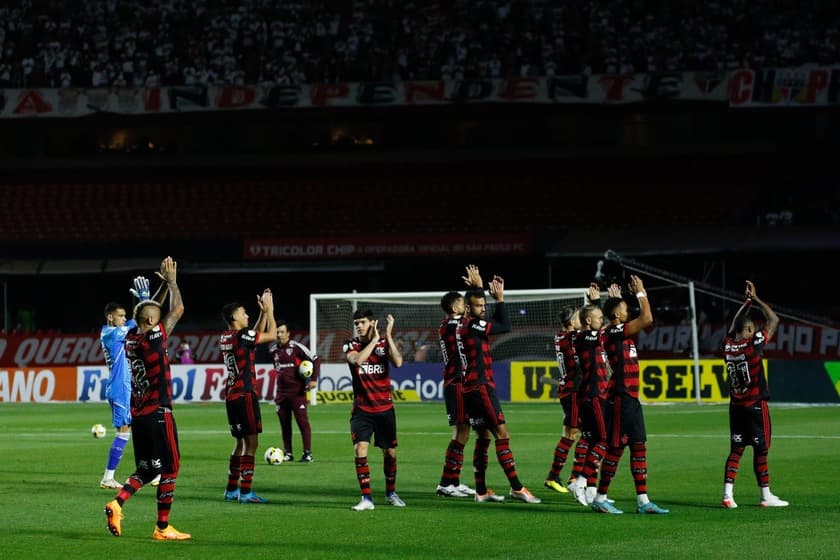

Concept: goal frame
[[309, 288, 587, 404]]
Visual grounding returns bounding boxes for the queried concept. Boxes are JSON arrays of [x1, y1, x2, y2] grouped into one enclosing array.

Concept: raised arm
[[489, 275, 505, 303], [255, 289, 277, 344], [152, 274, 169, 305], [129, 276, 151, 302], [586, 282, 603, 305], [746, 280, 779, 340], [623, 275, 653, 336], [462, 264, 484, 288], [160, 257, 184, 334], [489, 276, 512, 335], [384, 314, 403, 368], [131, 271, 169, 305]]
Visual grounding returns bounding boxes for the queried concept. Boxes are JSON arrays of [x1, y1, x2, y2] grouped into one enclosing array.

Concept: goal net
[[309, 288, 588, 364]]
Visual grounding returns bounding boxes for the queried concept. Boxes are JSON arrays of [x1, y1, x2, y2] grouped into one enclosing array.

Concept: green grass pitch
[[2, 402, 838, 560]]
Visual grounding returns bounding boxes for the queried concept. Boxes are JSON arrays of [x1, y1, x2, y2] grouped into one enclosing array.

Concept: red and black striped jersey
[[603, 322, 641, 399], [439, 315, 465, 387], [723, 328, 770, 406], [456, 316, 497, 390], [220, 327, 260, 401], [554, 329, 581, 398], [125, 323, 173, 416], [574, 328, 610, 401], [456, 302, 511, 390], [343, 337, 393, 413]]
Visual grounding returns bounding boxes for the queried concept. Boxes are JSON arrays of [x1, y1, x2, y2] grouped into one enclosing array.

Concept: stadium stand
[[0, 168, 757, 243], [1, 1, 838, 88], [0, 2, 838, 333]]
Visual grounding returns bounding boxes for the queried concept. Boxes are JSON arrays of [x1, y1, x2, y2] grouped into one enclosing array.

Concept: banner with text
[[0, 361, 510, 403], [2, 66, 838, 119], [728, 67, 840, 107], [4, 322, 840, 368], [244, 234, 532, 260], [5, 360, 839, 403], [511, 359, 760, 403], [508, 359, 840, 403]]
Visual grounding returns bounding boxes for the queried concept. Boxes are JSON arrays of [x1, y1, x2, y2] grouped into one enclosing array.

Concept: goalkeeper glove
[[130, 276, 151, 301]]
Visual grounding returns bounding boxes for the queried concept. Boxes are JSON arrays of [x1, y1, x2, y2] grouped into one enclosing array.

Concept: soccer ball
[[264, 447, 284, 465], [91, 423, 107, 439], [298, 360, 314, 379]]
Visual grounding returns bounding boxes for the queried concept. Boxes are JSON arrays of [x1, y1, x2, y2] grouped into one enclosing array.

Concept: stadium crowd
[[1, 0, 837, 89]]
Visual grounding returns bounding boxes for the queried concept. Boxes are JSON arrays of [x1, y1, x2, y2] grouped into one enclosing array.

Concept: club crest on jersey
[[286, 348, 293, 356], [374, 346, 386, 356]]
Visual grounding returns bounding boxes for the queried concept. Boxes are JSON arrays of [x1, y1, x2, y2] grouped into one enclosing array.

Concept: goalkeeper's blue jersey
[[101, 319, 137, 405]]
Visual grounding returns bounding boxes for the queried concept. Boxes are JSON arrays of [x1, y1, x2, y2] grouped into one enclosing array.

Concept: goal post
[[309, 288, 588, 404]]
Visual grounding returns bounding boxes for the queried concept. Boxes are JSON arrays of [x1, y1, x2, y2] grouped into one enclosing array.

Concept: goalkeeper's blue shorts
[[110, 397, 132, 428]]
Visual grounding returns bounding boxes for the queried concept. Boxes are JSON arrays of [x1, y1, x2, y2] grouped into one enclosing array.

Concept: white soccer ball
[[298, 360, 314, 379], [264, 446, 284, 465], [91, 423, 107, 439]]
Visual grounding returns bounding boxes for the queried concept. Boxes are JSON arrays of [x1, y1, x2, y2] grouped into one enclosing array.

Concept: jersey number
[[726, 361, 751, 394]]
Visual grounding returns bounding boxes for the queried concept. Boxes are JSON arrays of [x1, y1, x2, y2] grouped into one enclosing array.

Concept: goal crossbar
[[309, 288, 586, 358], [308, 287, 588, 405]]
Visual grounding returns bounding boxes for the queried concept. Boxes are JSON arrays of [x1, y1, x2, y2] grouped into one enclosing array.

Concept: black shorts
[[444, 382, 469, 427], [462, 384, 506, 432], [226, 392, 263, 438], [559, 392, 580, 430], [131, 407, 180, 476], [579, 397, 609, 444], [729, 400, 771, 451], [350, 407, 398, 449], [608, 393, 647, 447]]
